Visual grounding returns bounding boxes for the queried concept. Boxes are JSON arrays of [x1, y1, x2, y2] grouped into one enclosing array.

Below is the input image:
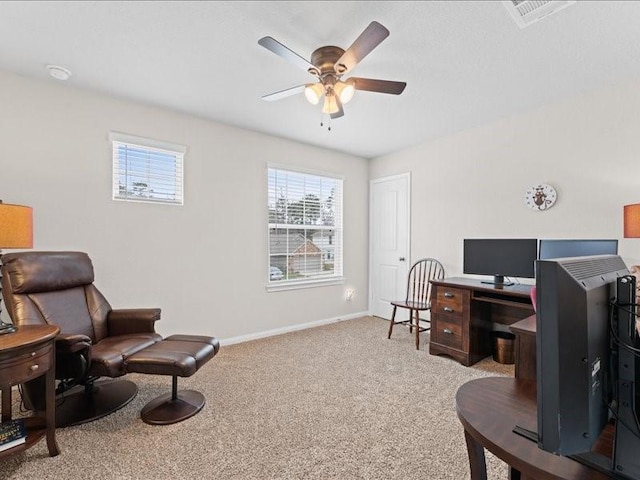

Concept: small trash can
[[492, 331, 515, 364]]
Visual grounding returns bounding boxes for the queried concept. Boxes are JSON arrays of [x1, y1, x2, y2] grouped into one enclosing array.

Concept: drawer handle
[[30, 364, 39, 372], [443, 307, 454, 313], [444, 292, 454, 298], [443, 328, 453, 335]]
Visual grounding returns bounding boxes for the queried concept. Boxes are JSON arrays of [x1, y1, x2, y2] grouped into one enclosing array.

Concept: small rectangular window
[[110, 132, 185, 205], [268, 166, 343, 289]]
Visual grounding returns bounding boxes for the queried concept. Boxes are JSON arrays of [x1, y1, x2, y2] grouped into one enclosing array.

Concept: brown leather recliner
[[1, 251, 163, 427]]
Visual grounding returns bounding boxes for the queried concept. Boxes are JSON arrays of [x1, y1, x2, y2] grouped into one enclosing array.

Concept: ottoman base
[[141, 387, 205, 425]]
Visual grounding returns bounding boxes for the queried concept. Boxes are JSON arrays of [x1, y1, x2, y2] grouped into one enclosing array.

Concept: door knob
[[399, 257, 405, 262]]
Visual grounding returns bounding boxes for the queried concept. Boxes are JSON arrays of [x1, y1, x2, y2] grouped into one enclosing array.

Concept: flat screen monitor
[[535, 254, 628, 456], [463, 238, 537, 286], [538, 239, 618, 260]]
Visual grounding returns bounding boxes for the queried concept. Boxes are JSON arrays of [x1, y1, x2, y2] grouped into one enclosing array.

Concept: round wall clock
[[524, 183, 557, 211]]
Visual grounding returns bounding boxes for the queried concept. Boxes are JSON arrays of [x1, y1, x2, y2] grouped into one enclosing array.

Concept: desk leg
[[1, 385, 11, 422], [44, 363, 60, 456], [464, 429, 488, 480]]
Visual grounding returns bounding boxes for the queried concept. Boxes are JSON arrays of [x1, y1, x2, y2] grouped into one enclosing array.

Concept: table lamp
[[624, 203, 640, 336], [0, 201, 33, 334], [624, 203, 640, 238]]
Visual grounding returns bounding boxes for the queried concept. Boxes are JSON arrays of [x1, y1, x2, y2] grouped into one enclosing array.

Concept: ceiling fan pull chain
[[319, 113, 332, 131]]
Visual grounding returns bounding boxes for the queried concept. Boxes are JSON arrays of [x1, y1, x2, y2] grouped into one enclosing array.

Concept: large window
[[110, 132, 185, 205], [268, 166, 343, 288]]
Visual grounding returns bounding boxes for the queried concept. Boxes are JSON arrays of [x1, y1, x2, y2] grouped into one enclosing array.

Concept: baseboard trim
[[220, 311, 370, 346]]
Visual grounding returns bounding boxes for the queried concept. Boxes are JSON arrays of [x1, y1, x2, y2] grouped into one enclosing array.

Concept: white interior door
[[370, 173, 410, 320]]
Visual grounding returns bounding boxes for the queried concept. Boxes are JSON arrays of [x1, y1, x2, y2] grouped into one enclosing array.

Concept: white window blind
[[110, 132, 185, 205], [268, 166, 343, 287]]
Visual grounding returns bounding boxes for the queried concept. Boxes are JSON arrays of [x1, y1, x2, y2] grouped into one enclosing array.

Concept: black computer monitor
[[463, 238, 537, 286], [538, 239, 618, 260]]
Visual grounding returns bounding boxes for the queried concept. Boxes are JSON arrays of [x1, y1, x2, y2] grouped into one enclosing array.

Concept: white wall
[[370, 81, 640, 280], [0, 71, 369, 341]]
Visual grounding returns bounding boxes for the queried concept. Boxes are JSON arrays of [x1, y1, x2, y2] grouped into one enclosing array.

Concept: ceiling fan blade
[[330, 95, 344, 119], [334, 21, 390, 74], [351, 77, 407, 95], [258, 36, 317, 74], [261, 85, 305, 102]]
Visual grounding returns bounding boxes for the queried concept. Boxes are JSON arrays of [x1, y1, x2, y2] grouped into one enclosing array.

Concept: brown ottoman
[[125, 334, 220, 425]]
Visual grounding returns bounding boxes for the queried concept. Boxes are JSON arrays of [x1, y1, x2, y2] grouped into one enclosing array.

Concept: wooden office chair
[[387, 258, 445, 350]]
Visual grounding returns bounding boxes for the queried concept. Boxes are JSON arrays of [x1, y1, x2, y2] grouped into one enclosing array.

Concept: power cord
[[608, 301, 640, 356], [605, 299, 640, 441]]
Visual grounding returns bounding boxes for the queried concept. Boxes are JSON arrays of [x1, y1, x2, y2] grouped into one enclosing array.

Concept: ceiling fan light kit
[[258, 21, 406, 127]]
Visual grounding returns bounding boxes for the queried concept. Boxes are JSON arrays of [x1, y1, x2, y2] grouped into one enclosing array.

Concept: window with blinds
[[110, 132, 185, 205], [268, 166, 343, 288]]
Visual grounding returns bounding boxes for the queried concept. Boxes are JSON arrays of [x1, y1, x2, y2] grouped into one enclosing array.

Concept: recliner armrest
[[107, 308, 161, 336], [56, 333, 92, 354]]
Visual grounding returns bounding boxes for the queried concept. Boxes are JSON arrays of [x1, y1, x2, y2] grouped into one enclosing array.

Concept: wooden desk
[[429, 278, 535, 366], [0, 324, 60, 458], [456, 377, 612, 480], [510, 315, 537, 380]]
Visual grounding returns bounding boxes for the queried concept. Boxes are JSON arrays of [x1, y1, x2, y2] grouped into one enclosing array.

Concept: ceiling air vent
[[503, 0, 576, 29]]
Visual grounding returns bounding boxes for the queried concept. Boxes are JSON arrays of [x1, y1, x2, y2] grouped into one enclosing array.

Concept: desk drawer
[[433, 317, 463, 350], [434, 287, 466, 315], [0, 343, 52, 386]]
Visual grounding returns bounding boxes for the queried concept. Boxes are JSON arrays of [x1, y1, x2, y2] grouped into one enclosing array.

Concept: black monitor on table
[[463, 238, 537, 286]]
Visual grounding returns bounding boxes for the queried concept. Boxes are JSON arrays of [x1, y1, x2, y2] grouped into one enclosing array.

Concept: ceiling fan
[[258, 21, 406, 123]]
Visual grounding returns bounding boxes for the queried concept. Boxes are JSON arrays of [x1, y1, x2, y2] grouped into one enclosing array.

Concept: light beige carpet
[[1, 316, 514, 479]]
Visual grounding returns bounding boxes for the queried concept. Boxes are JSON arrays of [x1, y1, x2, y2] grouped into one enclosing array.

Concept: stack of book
[[0, 419, 27, 453]]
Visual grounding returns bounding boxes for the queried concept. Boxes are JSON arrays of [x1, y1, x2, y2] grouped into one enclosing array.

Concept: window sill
[[266, 277, 345, 292]]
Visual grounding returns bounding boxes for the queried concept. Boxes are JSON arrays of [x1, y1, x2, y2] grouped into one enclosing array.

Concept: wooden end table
[[0, 324, 60, 458], [456, 377, 612, 480]]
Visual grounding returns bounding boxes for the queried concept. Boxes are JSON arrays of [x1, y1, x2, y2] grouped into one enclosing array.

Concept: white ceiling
[[2, 1, 640, 158]]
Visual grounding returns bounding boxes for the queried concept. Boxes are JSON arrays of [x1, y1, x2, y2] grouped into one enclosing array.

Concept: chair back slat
[[405, 258, 445, 305]]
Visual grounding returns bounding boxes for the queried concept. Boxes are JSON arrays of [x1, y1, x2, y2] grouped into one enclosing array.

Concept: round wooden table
[[455, 377, 613, 480], [0, 324, 60, 458]]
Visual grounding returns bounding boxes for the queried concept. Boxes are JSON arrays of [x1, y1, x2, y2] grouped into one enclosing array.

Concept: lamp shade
[[334, 80, 355, 104], [0, 203, 33, 248], [304, 83, 324, 105], [322, 94, 339, 114], [624, 203, 640, 238]]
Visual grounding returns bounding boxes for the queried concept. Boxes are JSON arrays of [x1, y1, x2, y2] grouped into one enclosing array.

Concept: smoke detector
[[46, 65, 72, 81], [503, 1, 576, 29]]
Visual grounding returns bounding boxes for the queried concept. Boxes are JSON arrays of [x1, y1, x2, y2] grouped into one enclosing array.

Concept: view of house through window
[[111, 132, 185, 205], [268, 167, 343, 286]]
